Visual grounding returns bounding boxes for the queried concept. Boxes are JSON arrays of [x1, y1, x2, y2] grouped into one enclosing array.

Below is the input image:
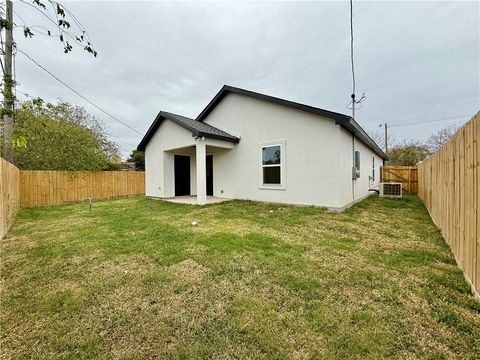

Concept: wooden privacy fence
[[20, 170, 145, 207], [418, 112, 479, 299], [381, 166, 418, 193], [0, 158, 20, 240]]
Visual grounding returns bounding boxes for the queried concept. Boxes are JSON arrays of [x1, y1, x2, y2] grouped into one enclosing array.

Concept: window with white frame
[[262, 145, 281, 184], [259, 140, 286, 189]]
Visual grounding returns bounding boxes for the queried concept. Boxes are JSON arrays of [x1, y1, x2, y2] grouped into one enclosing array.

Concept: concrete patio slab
[[161, 196, 231, 205]]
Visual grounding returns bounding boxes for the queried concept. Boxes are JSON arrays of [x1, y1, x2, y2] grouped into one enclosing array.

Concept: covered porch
[[163, 137, 235, 205], [139, 111, 240, 204]]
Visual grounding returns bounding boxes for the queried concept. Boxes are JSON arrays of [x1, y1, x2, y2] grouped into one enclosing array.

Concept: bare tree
[[426, 124, 461, 154], [366, 127, 396, 151]]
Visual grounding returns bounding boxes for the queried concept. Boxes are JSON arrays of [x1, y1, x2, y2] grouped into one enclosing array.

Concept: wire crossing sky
[[12, 1, 480, 158], [17, 48, 144, 137]]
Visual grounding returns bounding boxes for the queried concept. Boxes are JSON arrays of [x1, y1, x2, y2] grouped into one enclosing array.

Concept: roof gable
[[196, 85, 387, 160], [137, 111, 239, 151]]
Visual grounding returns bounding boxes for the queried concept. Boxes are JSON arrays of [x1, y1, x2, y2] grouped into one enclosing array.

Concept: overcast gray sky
[[13, 0, 480, 158]]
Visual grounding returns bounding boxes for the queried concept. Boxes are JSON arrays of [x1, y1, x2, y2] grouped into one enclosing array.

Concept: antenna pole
[[351, 94, 355, 119], [348, 0, 365, 120]]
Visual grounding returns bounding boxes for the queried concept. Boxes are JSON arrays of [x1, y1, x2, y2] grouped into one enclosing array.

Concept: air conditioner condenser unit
[[379, 182, 402, 198]]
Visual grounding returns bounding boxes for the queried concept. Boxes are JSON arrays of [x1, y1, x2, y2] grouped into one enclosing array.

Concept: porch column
[[196, 138, 207, 205]]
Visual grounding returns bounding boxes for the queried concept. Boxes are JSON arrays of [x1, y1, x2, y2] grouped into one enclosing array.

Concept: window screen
[[262, 145, 281, 184]]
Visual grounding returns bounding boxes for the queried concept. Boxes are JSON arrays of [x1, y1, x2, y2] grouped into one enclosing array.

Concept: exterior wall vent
[[379, 182, 402, 198]]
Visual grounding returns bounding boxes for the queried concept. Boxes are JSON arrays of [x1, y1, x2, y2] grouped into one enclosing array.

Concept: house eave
[[137, 112, 239, 151], [193, 131, 240, 144], [196, 85, 387, 160], [335, 117, 388, 160]]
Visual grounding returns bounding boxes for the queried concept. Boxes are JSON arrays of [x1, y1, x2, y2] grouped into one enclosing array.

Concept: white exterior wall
[[353, 134, 383, 201], [144, 93, 384, 209], [338, 127, 383, 207], [203, 93, 347, 208], [144, 119, 197, 198]]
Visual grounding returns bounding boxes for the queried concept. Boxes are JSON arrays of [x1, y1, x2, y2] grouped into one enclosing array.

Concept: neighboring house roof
[[111, 161, 136, 171], [137, 111, 240, 151], [196, 85, 387, 159]]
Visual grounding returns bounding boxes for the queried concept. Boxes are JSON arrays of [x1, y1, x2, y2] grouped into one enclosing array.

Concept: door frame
[[173, 154, 191, 196], [206, 154, 213, 196]]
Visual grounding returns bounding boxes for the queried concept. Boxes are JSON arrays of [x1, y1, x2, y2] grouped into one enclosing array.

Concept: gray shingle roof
[[137, 111, 239, 151], [162, 111, 239, 142]]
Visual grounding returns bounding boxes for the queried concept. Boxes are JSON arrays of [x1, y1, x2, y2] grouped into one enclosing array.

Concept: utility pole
[[384, 122, 388, 154], [379, 122, 388, 153], [2, 0, 14, 162]]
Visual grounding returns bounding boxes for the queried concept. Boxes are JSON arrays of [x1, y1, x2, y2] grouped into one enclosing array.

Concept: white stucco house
[[138, 85, 388, 210]]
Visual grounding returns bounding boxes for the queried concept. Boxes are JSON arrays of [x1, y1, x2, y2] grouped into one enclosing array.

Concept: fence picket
[[0, 158, 20, 240], [418, 112, 479, 299], [381, 166, 418, 193], [19, 170, 145, 207]]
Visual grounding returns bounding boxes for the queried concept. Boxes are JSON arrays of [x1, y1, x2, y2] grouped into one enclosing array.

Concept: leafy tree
[[12, 99, 119, 170], [426, 124, 460, 154], [1, 0, 98, 161], [386, 140, 430, 166], [127, 149, 145, 171]]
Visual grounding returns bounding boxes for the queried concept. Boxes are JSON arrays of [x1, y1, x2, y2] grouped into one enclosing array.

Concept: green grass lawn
[[1, 194, 479, 359]]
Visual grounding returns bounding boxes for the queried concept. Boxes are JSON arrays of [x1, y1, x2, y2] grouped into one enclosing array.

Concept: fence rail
[[0, 158, 20, 240], [20, 170, 145, 207], [418, 112, 479, 299], [381, 166, 418, 193]]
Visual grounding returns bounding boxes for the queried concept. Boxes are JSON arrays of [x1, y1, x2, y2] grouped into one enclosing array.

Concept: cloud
[[12, 1, 479, 157]]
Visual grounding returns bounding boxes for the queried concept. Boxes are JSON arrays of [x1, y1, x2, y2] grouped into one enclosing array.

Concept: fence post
[[1, 157, 20, 240], [408, 167, 411, 192]]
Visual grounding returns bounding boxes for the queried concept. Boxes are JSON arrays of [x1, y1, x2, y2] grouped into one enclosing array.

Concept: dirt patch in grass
[[92, 254, 156, 278], [168, 258, 209, 285]]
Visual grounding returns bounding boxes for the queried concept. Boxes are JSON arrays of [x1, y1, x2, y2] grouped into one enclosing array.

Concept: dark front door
[[206, 155, 213, 196], [174, 155, 190, 196]]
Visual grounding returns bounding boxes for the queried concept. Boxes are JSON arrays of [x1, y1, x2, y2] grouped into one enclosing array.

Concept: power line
[[389, 114, 471, 128], [349, 0, 355, 95], [16, 47, 143, 136], [347, 0, 365, 118], [15, 84, 138, 150], [15, 89, 135, 154], [17, 0, 93, 49], [113, 138, 138, 148]]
